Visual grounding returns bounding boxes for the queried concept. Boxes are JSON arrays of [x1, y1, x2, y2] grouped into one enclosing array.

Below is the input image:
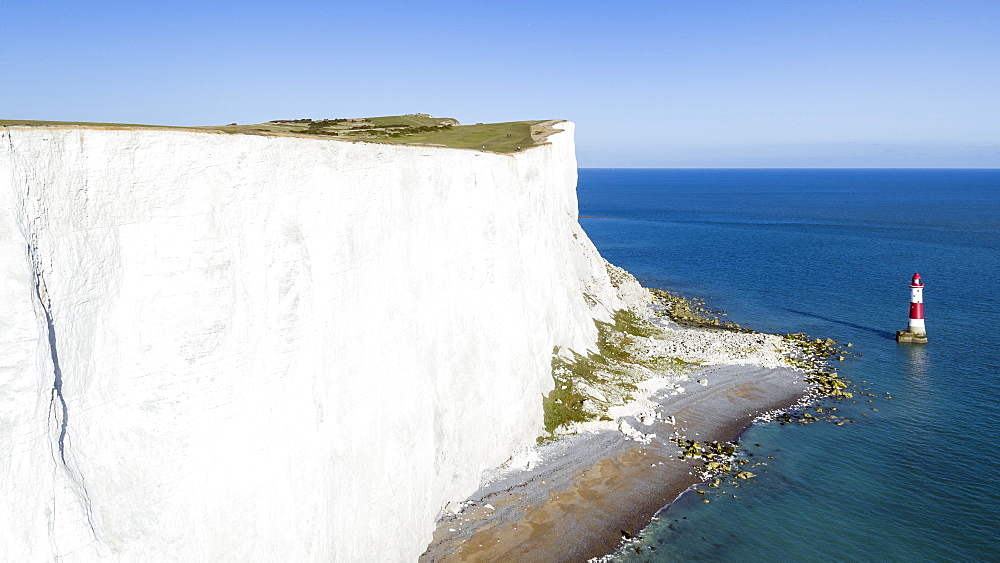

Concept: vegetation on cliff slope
[[542, 288, 861, 436], [543, 309, 700, 435]]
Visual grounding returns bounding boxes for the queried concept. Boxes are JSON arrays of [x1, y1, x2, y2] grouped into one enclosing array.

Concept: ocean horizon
[[577, 168, 1000, 561]]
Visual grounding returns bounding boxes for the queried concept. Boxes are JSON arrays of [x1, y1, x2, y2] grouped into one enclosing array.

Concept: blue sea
[[577, 169, 1000, 562]]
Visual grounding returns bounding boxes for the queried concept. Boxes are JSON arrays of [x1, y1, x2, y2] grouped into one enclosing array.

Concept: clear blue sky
[[3, 1, 998, 167]]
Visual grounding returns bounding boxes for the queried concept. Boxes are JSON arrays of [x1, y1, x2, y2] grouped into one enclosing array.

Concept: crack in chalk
[[31, 249, 69, 463], [74, 471, 100, 543], [10, 132, 99, 546], [46, 313, 69, 464], [28, 243, 99, 542]]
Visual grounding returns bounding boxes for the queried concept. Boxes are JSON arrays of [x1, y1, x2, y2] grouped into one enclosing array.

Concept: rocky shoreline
[[420, 365, 809, 562], [420, 276, 843, 561]]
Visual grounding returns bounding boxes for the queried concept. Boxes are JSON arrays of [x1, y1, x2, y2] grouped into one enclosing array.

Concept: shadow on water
[[781, 308, 897, 340]]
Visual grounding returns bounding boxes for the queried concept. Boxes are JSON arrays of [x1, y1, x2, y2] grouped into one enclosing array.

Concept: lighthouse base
[[896, 330, 928, 343]]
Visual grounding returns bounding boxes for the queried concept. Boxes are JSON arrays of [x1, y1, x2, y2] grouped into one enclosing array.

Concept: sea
[[576, 169, 1000, 562]]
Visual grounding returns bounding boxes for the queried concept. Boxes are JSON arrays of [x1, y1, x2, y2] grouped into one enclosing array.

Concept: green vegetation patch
[[379, 120, 540, 153], [266, 115, 542, 153], [542, 363, 597, 435], [543, 308, 698, 435]]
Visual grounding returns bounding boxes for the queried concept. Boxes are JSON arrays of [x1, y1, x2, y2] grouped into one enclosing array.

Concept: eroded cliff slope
[[0, 122, 629, 560]]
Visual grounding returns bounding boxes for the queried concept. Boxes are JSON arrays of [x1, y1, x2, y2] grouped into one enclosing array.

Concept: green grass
[[367, 115, 451, 128], [378, 120, 541, 153], [1, 114, 555, 154], [268, 115, 544, 153], [543, 358, 596, 434]]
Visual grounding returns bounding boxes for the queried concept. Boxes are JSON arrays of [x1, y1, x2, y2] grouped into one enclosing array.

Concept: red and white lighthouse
[[897, 272, 928, 343]]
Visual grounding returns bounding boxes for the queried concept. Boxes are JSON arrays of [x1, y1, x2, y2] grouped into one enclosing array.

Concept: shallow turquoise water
[[578, 169, 1000, 561]]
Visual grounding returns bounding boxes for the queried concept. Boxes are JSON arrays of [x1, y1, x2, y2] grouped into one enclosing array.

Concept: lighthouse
[[896, 273, 928, 343]]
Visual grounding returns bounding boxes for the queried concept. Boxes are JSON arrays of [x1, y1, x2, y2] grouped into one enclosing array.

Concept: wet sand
[[420, 365, 810, 562]]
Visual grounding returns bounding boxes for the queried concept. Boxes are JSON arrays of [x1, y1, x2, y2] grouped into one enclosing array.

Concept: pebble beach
[[421, 300, 818, 561]]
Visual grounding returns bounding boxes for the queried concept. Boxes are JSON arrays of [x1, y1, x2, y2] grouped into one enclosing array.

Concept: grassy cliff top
[[0, 115, 563, 154]]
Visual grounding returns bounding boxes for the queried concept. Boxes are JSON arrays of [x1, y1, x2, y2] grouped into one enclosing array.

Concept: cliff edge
[[0, 122, 632, 560]]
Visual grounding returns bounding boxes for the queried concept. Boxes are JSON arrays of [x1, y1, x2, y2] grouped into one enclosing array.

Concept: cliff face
[[0, 123, 626, 560]]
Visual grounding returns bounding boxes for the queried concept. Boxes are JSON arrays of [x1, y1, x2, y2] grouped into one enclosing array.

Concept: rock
[[619, 420, 655, 443], [0, 121, 602, 561]]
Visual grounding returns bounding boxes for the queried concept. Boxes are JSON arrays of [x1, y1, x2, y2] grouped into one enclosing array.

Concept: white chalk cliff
[[0, 123, 632, 560]]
